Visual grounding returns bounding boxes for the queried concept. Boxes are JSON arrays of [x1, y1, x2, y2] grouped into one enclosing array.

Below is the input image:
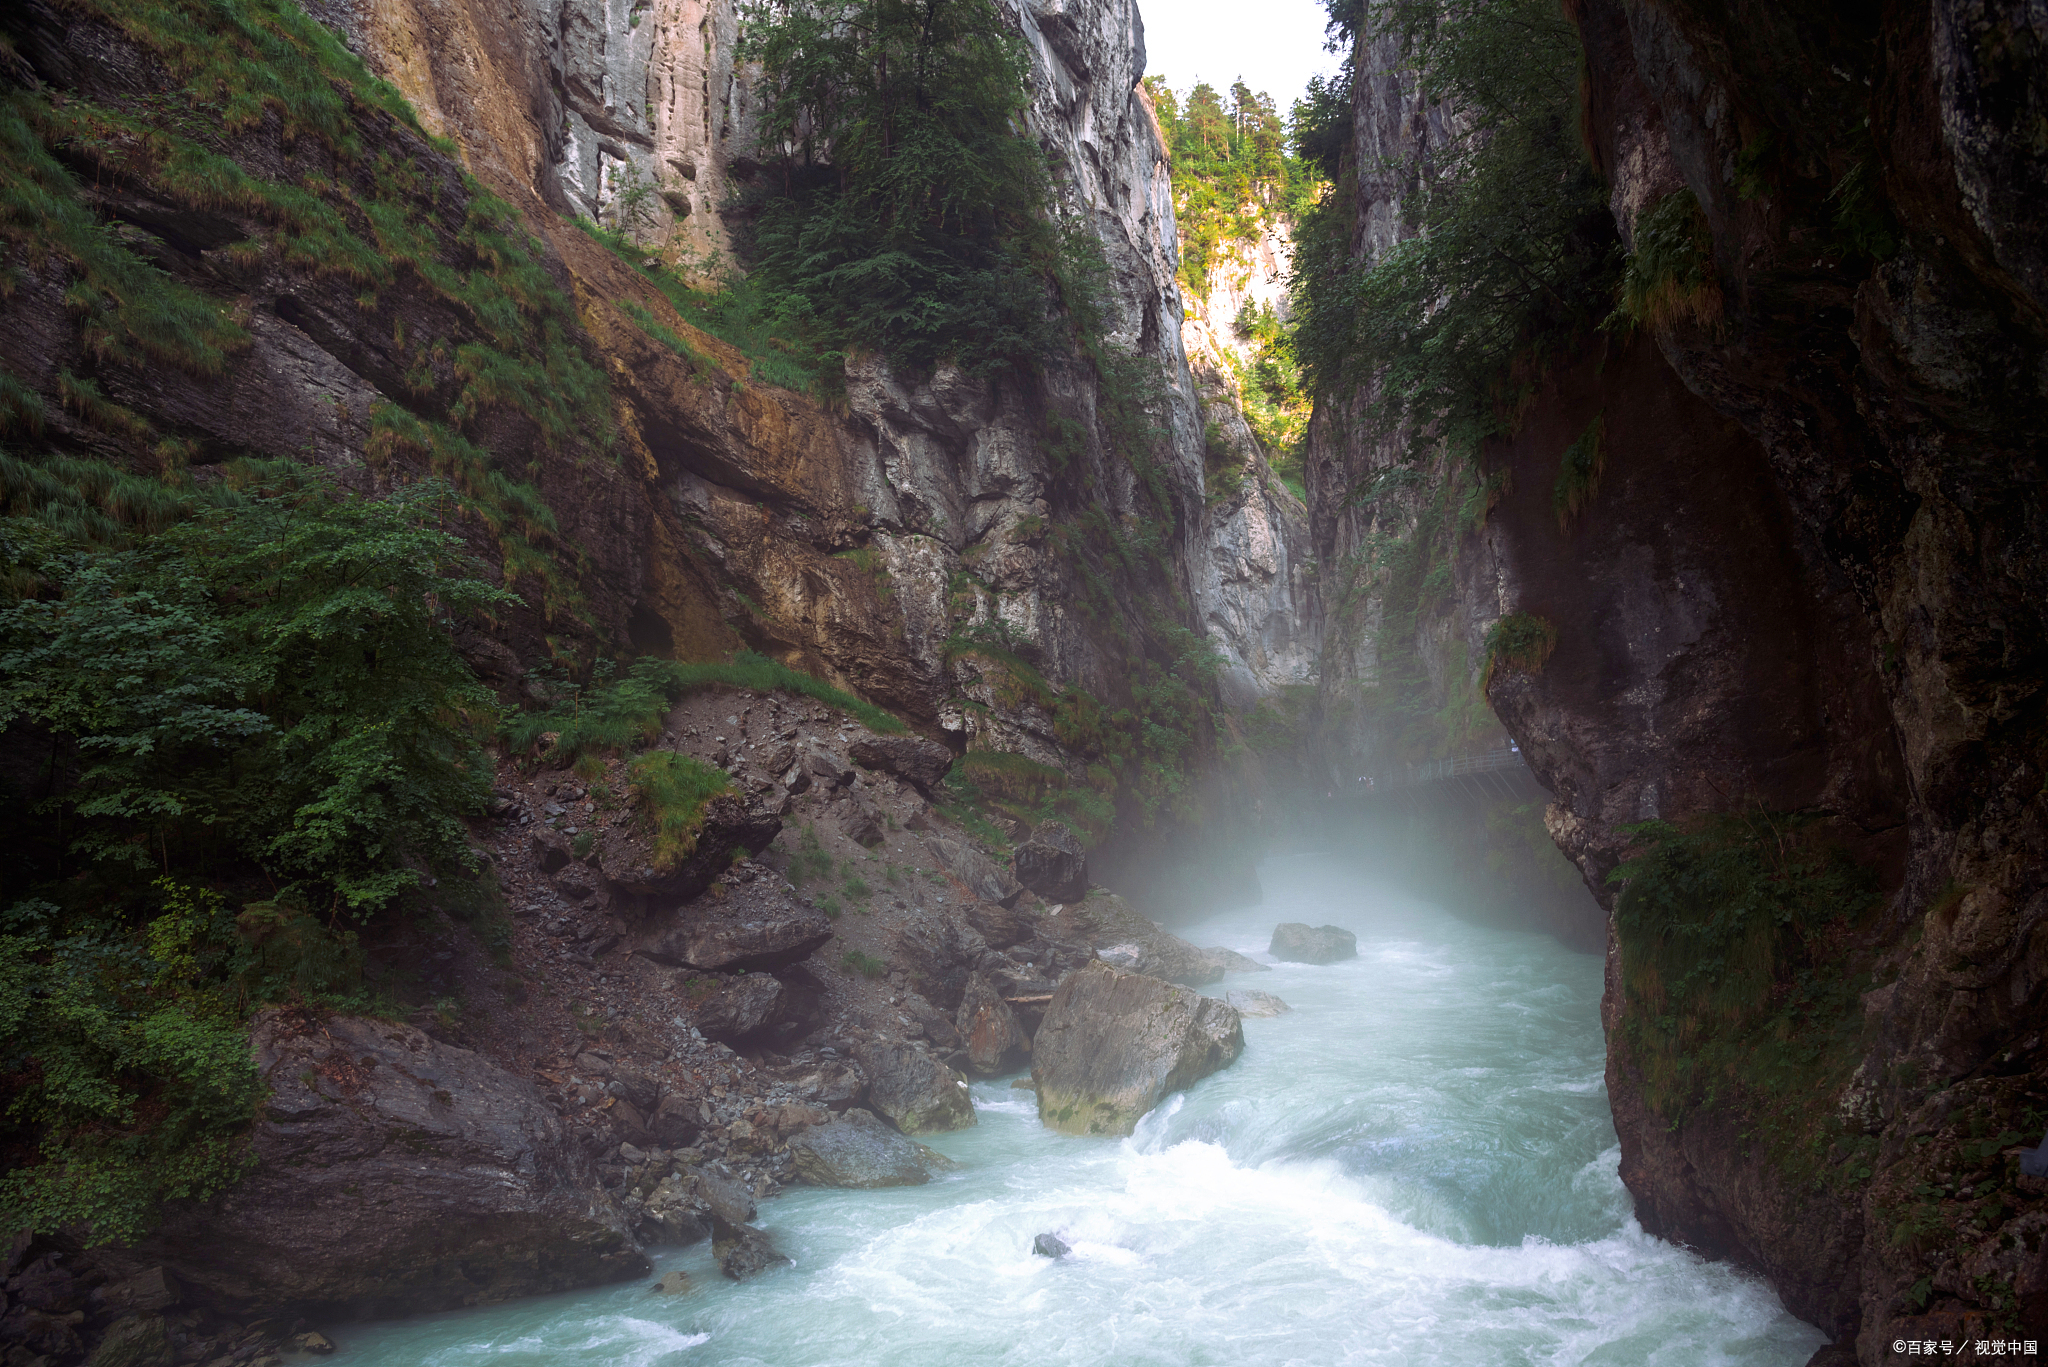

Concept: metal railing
[[1354, 746, 1531, 793]]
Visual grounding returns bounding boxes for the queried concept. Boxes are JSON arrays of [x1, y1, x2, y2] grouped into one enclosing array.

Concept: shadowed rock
[[955, 972, 1030, 1076], [1268, 923, 1357, 964], [1032, 1233, 1071, 1258], [926, 835, 1023, 907], [849, 735, 955, 793], [1032, 961, 1244, 1137], [636, 875, 832, 972], [710, 1214, 788, 1281], [853, 1039, 976, 1134], [787, 1109, 959, 1188], [1013, 821, 1087, 902], [694, 973, 786, 1041], [598, 795, 779, 901]]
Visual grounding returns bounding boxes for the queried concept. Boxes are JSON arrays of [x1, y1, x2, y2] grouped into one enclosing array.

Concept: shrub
[[1612, 189, 1722, 330], [840, 949, 887, 979], [1553, 415, 1607, 531], [1481, 612, 1558, 689], [625, 752, 732, 871]]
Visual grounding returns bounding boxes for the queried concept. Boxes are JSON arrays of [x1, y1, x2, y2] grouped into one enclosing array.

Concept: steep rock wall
[[1446, 0, 2048, 1355]]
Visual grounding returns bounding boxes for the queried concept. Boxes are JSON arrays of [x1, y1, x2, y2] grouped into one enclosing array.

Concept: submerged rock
[[649, 1270, 693, 1295], [1225, 989, 1291, 1017], [1032, 1233, 1071, 1259], [1268, 923, 1357, 964], [1013, 821, 1088, 902], [854, 1039, 976, 1134], [711, 1214, 789, 1281], [1032, 961, 1244, 1136], [787, 1109, 958, 1188]]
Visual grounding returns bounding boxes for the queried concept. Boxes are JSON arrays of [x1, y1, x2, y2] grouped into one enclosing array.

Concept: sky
[[1137, 0, 1339, 114]]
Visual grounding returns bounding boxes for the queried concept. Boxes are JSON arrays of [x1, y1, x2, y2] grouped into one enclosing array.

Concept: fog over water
[[331, 853, 1825, 1366]]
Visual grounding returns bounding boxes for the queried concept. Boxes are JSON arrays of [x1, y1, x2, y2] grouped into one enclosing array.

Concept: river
[[330, 852, 1827, 1365]]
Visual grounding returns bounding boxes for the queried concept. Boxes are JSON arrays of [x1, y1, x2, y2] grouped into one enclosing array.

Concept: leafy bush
[[503, 649, 905, 765], [625, 752, 733, 871], [1612, 189, 1722, 330], [1, 470, 510, 914]]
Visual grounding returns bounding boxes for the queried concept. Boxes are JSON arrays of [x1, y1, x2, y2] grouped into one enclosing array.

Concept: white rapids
[[329, 852, 1827, 1366]]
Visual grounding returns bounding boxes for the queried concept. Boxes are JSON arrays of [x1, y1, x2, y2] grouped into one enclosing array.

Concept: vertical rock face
[[1389, 0, 2047, 1351]]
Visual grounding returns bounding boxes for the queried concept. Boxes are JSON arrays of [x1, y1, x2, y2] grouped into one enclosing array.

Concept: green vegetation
[[1229, 301, 1311, 495], [1552, 415, 1607, 531], [1290, 0, 1618, 456], [1611, 189, 1721, 331], [1481, 612, 1557, 689], [1607, 812, 1879, 1170], [784, 823, 835, 888], [624, 752, 733, 871], [504, 650, 904, 772], [732, 0, 1062, 377], [1142, 77, 1317, 299], [840, 949, 888, 979]]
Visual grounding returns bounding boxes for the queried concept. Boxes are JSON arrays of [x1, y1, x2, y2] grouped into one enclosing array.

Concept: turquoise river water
[[330, 852, 1827, 1366]]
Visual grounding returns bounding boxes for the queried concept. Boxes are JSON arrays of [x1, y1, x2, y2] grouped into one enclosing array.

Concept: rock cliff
[[1299, 0, 2047, 1356]]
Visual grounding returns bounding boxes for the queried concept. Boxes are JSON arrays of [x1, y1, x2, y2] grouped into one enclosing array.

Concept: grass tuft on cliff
[[626, 752, 733, 871]]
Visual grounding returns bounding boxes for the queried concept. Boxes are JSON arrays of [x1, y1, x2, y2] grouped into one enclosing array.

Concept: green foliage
[[625, 752, 733, 871], [505, 649, 904, 764], [1607, 811, 1879, 1132], [1227, 301, 1312, 491], [1, 470, 510, 914], [0, 882, 264, 1242], [1143, 76, 1316, 297], [840, 948, 887, 979], [1552, 414, 1607, 531], [1481, 611, 1557, 689], [1612, 189, 1721, 330], [1290, 0, 1618, 454], [784, 823, 834, 887], [734, 0, 1061, 376]]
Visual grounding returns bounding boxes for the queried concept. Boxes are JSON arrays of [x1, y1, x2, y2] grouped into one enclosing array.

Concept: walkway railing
[[1353, 746, 1537, 796]]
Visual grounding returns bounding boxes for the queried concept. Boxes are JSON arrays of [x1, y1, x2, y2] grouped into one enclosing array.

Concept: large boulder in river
[[1268, 923, 1358, 964], [598, 794, 780, 901], [711, 1214, 788, 1281], [849, 735, 955, 793], [1052, 892, 1220, 985], [1032, 961, 1244, 1137], [90, 1013, 644, 1319], [853, 1039, 976, 1134], [635, 868, 832, 971], [694, 973, 787, 1041], [955, 972, 1030, 1076], [1013, 821, 1088, 902], [787, 1109, 959, 1188]]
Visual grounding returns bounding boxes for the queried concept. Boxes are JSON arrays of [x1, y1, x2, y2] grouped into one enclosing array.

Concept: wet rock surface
[[634, 874, 834, 971], [955, 972, 1031, 1076], [787, 1109, 957, 1188], [1224, 989, 1291, 1018], [1013, 821, 1088, 902], [1032, 962, 1245, 1137], [854, 1040, 977, 1135], [1268, 923, 1358, 965]]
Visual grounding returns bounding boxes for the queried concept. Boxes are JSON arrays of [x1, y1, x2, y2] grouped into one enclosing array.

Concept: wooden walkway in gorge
[[1347, 746, 1547, 804]]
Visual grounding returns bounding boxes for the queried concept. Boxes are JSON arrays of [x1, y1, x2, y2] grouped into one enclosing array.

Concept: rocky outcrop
[[786, 1109, 958, 1188], [93, 1014, 643, 1321], [693, 973, 787, 1041], [1032, 961, 1244, 1136], [852, 1040, 976, 1135], [1012, 821, 1089, 902], [1268, 924, 1357, 965], [597, 795, 781, 902], [633, 873, 833, 971], [848, 736, 955, 793], [955, 972, 1031, 1076], [710, 1214, 787, 1281]]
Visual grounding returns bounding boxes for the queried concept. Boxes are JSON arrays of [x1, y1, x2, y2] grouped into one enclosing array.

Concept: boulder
[[1224, 989, 1291, 1017], [710, 1214, 788, 1281], [1032, 961, 1245, 1137], [836, 795, 885, 847], [925, 835, 1023, 907], [635, 876, 832, 972], [963, 899, 1033, 949], [787, 1109, 959, 1188], [853, 1039, 976, 1134], [1268, 923, 1358, 964], [639, 1174, 710, 1246], [1013, 822, 1087, 902], [91, 1013, 644, 1320], [649, 1092, 703, 1147], [529, 826, 574, 874], [1031, 1233, 1071, 1259], [650, 1270, 692, 1295], [98, 1268, 180, 1315], [849, 735, 955, 793], [1198, 947, 1269, 975], [892, 915, 988, 1010], [85, 1314, 171, 1367], [598, 794, 780, 901], [1094, 939, 1221, 986], [694, 973, 786, 1041], [955, 972, 1030, 1076], [693, 1166, 756, 1225], [1056, 892, 1219, 985], [779, 1060, 867, 1112]]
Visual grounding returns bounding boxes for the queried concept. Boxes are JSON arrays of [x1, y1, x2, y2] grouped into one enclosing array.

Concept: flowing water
[[331, 853, 1827, 1366]]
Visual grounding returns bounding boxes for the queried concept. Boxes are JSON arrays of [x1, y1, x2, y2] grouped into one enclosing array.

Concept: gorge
[[0, 0, 2041, 1363]]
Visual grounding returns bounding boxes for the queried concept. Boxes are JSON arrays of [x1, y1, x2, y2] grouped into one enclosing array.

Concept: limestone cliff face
[[1435, 0, 2047, 1355]]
